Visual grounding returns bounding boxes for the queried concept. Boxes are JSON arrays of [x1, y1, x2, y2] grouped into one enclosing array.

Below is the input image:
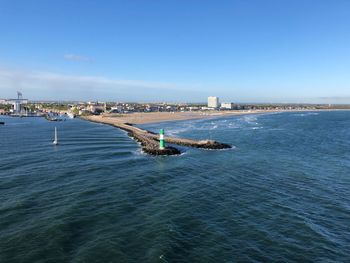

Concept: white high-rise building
[[208, 96, 219, 108]]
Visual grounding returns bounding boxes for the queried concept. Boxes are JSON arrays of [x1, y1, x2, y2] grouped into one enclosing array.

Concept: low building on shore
[[87, 105, 105, 114], [221, 102, 234, 110], [110, 106, 123, 113]]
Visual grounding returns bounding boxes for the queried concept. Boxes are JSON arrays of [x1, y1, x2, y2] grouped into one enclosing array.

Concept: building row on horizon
[[2, 92, 344, 117]]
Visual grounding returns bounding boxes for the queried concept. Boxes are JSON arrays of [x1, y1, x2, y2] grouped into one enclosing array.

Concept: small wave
[[242, 115, 258, 122], [293, 112, 319, 117], [202, 145, 237, 151], [176, 151, 188, 157], [268, 128, 284, 131], [134, 148, 147, 156], [165, 124, 196, 136], [228, 122, 241, 129], [238, 115, 261, 127], [3, 122, 29, 126]]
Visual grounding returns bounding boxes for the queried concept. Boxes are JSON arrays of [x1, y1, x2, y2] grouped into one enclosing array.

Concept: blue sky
[[0, 0, 350, 103]]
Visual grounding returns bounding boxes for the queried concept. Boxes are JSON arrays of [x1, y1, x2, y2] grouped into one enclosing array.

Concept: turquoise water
[[0, 111, 350, 262]]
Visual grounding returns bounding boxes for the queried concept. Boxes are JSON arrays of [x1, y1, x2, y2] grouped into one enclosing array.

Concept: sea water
[[0, 111, 349, 262]]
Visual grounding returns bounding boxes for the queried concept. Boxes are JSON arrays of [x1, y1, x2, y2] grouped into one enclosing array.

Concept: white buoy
[[53, 127, 58, 145]]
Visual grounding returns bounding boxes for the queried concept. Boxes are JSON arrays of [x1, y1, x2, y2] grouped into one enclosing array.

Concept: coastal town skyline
[[1, 0, 350, 103]]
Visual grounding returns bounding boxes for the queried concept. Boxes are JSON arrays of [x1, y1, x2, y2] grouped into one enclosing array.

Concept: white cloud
[[63, 54, 93, 62], [0, 68, 200, 101]]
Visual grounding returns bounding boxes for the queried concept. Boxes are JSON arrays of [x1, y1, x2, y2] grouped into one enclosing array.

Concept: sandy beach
[[83, 110, 279, 125]]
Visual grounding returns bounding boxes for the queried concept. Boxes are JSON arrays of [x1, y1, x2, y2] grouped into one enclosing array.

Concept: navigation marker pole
[[53, 127, 58, 145], [159, 129, 165, 150]]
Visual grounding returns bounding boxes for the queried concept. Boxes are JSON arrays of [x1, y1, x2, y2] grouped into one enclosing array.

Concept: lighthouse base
[[143, 146, 181, 156]]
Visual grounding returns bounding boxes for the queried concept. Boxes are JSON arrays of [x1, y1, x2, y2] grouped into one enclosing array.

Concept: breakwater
[[82, 116, 231, 155]]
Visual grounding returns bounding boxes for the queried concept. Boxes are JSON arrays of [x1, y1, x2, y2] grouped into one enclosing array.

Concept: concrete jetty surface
[[82, 116, 231, 155]]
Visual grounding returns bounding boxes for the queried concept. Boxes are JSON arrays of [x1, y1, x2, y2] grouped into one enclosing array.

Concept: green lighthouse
[[159, 129, 165, 149]]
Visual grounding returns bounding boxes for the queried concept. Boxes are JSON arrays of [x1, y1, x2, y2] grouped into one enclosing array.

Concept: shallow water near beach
[[1, 111, 350, 262]]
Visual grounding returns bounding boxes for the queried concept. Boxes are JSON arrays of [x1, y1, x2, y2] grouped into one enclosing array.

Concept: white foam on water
[[238, 115, 262, 128], [228, 122, 241, 129], [293, 112, 319, 117], [242, 115, 258, 122], [133, 148, 147, 157], [202, 145, 237, 151], [268, 128, 284, 131], [165, 123, 196, 136], [155, 114, 263, 136], [177, 151, 188, 157]]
